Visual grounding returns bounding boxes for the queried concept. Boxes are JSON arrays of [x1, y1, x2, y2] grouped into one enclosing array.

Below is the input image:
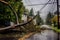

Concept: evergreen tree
[[29, 8, 34, 16], [36, 11, 42, 25], [46, 12, 54, 25]]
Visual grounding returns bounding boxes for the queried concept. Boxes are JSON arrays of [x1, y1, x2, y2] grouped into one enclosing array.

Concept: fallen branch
[[0, 0, 37, 30], [0, 15, 37, 30]]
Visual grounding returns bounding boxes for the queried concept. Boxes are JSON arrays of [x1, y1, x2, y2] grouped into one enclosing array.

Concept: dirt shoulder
[[18, 32, 36, 40]]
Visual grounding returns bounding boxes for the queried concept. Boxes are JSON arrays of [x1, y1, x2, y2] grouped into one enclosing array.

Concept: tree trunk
[[0, 0, 19, 24]]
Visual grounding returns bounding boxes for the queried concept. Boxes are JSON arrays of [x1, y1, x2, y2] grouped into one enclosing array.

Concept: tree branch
[[0, 0, 37, 30], [0, 15, 37, 31], [0, 0, 19, 24]]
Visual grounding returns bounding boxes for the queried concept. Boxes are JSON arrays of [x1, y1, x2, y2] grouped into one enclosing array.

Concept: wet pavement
[[26, 25, 58, 40]]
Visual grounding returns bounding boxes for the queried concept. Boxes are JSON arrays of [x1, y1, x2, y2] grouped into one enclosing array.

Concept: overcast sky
[[22, 0, 59, 21]]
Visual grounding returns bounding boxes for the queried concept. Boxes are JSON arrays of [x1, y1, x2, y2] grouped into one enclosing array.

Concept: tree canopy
[[0, 0, 25, 24]]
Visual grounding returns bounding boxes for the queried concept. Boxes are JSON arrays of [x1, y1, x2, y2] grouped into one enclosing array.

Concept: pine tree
[[29, 8, 34, 16], [36, 11, 42, 25], [46, 12, 54, 25]]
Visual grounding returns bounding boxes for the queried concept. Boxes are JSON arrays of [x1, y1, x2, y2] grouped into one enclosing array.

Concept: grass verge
[[52, 26, 60, 33]]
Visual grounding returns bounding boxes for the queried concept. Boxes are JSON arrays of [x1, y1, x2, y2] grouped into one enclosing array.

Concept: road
[[26, 25, 58, 40]]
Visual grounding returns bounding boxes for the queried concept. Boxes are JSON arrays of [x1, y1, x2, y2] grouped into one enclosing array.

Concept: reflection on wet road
[[26, 25, 58, 40]]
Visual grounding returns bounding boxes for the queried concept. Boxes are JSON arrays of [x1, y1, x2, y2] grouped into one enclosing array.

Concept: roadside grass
[[52, 26, 60, 32]]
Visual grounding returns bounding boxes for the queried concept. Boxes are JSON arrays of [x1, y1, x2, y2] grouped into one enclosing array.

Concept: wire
[[25, 2, 56, 6], [24, 0, 30, 5], [50, 0, 56, 13], [39, 0, 51, 11], [25, 1, 56, 6], [28, 0, 32, 4]]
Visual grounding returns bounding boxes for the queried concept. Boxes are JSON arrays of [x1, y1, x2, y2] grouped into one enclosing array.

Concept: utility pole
[[57, 0, 60, 40]]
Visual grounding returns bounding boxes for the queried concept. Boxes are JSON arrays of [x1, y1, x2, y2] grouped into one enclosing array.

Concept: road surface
[[26, 25, 58, 40]]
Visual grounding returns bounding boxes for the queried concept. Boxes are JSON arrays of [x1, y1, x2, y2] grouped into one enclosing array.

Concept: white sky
[[22, 0, 59, 20]]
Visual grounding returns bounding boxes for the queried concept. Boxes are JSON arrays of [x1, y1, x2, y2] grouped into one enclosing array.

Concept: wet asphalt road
[[26, 25, 58, 40]]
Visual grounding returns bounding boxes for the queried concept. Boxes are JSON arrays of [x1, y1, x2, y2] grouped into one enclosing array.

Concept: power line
[[24, 0, 30, 5], [49, 0, 56, 13], [25, 0, 32, 5], [28, 0, 32, 4], [25, 2, 56, 6], [25, 0, 52, 13], [39, 0, 51, 11], [24, 0, 56, 13]]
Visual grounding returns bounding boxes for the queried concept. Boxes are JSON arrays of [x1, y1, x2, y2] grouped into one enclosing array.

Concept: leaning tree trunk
[[0, 0, 38, 31], [0, 0, 19, 24]]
